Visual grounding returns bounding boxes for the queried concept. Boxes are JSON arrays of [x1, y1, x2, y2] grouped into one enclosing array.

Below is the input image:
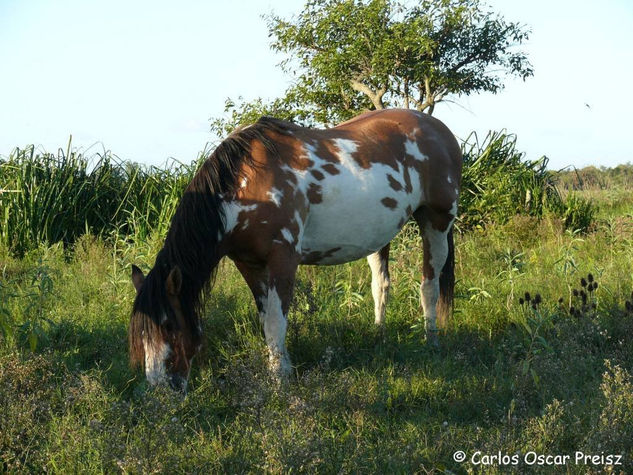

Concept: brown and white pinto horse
[[129, 109, 461, 390]]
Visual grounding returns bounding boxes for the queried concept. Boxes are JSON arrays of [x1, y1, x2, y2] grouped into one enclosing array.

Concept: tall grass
[[1, 132, 597, 255], [0, 142, 199, 255], [459, 130, 563, 229]]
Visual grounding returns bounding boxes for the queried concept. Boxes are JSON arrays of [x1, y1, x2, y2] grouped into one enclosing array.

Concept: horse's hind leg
[[367, 244, 390, 325], [413, 207, 455, 345]]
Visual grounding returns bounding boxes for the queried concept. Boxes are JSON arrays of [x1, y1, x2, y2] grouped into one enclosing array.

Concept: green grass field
[[1, 185, 632, 473]]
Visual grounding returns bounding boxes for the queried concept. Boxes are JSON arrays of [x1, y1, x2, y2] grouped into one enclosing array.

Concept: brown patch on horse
[[402, 166, 413, 193], [310, 169, 325, 181], [422, 235, 435, 280], [301, 247, 342, 264], [321, 163, 340, 175], [381, 197, 398, 209], [307, 183, 323, 204], [387, 174, 403, 191], [428, 211, 455, 233]]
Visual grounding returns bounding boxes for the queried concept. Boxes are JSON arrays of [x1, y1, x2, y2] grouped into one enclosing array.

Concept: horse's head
[[129, 264, 200, 392]]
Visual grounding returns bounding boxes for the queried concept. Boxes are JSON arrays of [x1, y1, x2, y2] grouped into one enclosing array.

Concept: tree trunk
[[350, 79, 386, 110]]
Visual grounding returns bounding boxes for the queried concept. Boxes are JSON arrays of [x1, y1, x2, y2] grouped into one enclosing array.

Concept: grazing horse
[[129, 108, 462, 390]]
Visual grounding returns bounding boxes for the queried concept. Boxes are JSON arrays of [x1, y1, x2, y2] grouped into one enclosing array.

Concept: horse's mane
[[129, 116, 295, 366]]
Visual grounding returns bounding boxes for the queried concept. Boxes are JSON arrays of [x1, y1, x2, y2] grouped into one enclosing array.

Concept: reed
[[460, 130, 563, 229], [0, 141, 198, 255]]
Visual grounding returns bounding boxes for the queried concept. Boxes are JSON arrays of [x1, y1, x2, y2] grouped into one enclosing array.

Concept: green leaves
[[213, 0, 534, 133]]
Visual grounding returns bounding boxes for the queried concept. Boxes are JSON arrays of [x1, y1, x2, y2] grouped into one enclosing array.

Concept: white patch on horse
[[449, 199, 458, 218], [241, 219, 249, 230], [281, 163, 308, 181], [221, 201, 258, 237], [266, 188, 283, 207], [263, 286, 291, 378], [330, 138, 363, 178], [447, 176, 453, 184], [144, 339, 171, 386], [280, 227, 294, 245], [293, 211, 305, 253], [298, 138, 424, 264], [240, 177, 248, 188], [404, 139, 429, 162]]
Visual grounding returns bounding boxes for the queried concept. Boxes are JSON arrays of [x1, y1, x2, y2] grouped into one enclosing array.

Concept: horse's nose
[[169, 374, 188, 393]]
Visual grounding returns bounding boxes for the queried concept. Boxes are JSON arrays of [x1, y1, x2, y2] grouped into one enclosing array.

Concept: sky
[[1, 0, 632, 170]]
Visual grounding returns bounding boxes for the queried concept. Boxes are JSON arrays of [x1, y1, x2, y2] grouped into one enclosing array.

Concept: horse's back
[[288, 109, 461, 264], [225, 109, 461, 266]]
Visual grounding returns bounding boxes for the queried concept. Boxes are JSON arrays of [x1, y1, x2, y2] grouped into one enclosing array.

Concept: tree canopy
[[210, 0, 533, 136]]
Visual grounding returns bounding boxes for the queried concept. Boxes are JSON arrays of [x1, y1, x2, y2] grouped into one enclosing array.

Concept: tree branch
[[350, 78, 387, 109]]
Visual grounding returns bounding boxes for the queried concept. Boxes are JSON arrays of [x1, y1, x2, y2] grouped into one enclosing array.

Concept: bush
[[459, 130, 598, 233], [560, 193, 595, 233], [459, 130, 562, 229]]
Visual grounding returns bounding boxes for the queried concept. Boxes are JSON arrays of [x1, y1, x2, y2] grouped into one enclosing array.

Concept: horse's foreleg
[[263, 247, 300, 381], [234, 260, 269, 326], [366, 243, 391, 325]]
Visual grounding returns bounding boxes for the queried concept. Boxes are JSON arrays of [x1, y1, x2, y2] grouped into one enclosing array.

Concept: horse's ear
[[166, 266, 182, 296], [131, 264, 145, 292]]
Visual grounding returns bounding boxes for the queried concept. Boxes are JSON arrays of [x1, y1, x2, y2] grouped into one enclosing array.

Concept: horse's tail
[[437, 227, 455, 328]]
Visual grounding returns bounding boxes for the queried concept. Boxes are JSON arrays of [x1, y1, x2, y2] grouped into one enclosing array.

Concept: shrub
[[561, 193, 595, 233], [459, 130, 562, 229]]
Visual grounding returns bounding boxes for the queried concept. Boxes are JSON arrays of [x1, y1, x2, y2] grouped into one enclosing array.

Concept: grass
[[1, 187, 632, 472], [0, 143, 631, 472]]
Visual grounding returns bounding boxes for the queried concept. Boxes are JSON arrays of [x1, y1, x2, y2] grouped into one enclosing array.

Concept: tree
[[210, 0, 533, 136]]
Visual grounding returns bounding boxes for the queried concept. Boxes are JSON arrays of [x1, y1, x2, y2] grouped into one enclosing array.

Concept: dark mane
[[129, 116, 294, 366]]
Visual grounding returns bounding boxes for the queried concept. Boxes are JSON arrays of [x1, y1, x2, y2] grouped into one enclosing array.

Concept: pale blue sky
[[1, 0, 632, 169]]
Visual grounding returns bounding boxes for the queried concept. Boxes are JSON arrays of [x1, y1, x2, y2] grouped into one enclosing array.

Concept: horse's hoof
[[268, 351, 292, 386], [426, 330, 440, 348]]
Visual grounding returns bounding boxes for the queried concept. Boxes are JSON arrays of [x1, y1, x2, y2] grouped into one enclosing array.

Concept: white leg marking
[[367, 251, 390, 325], [263, 287, 291, 379], [144, 339, 171, 385]]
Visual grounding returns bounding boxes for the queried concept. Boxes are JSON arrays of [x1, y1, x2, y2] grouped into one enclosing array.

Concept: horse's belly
[[300, 178, 421, 265]]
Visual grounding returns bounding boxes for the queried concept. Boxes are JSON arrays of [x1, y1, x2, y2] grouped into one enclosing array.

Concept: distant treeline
[[555, 164, 633, 190]]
